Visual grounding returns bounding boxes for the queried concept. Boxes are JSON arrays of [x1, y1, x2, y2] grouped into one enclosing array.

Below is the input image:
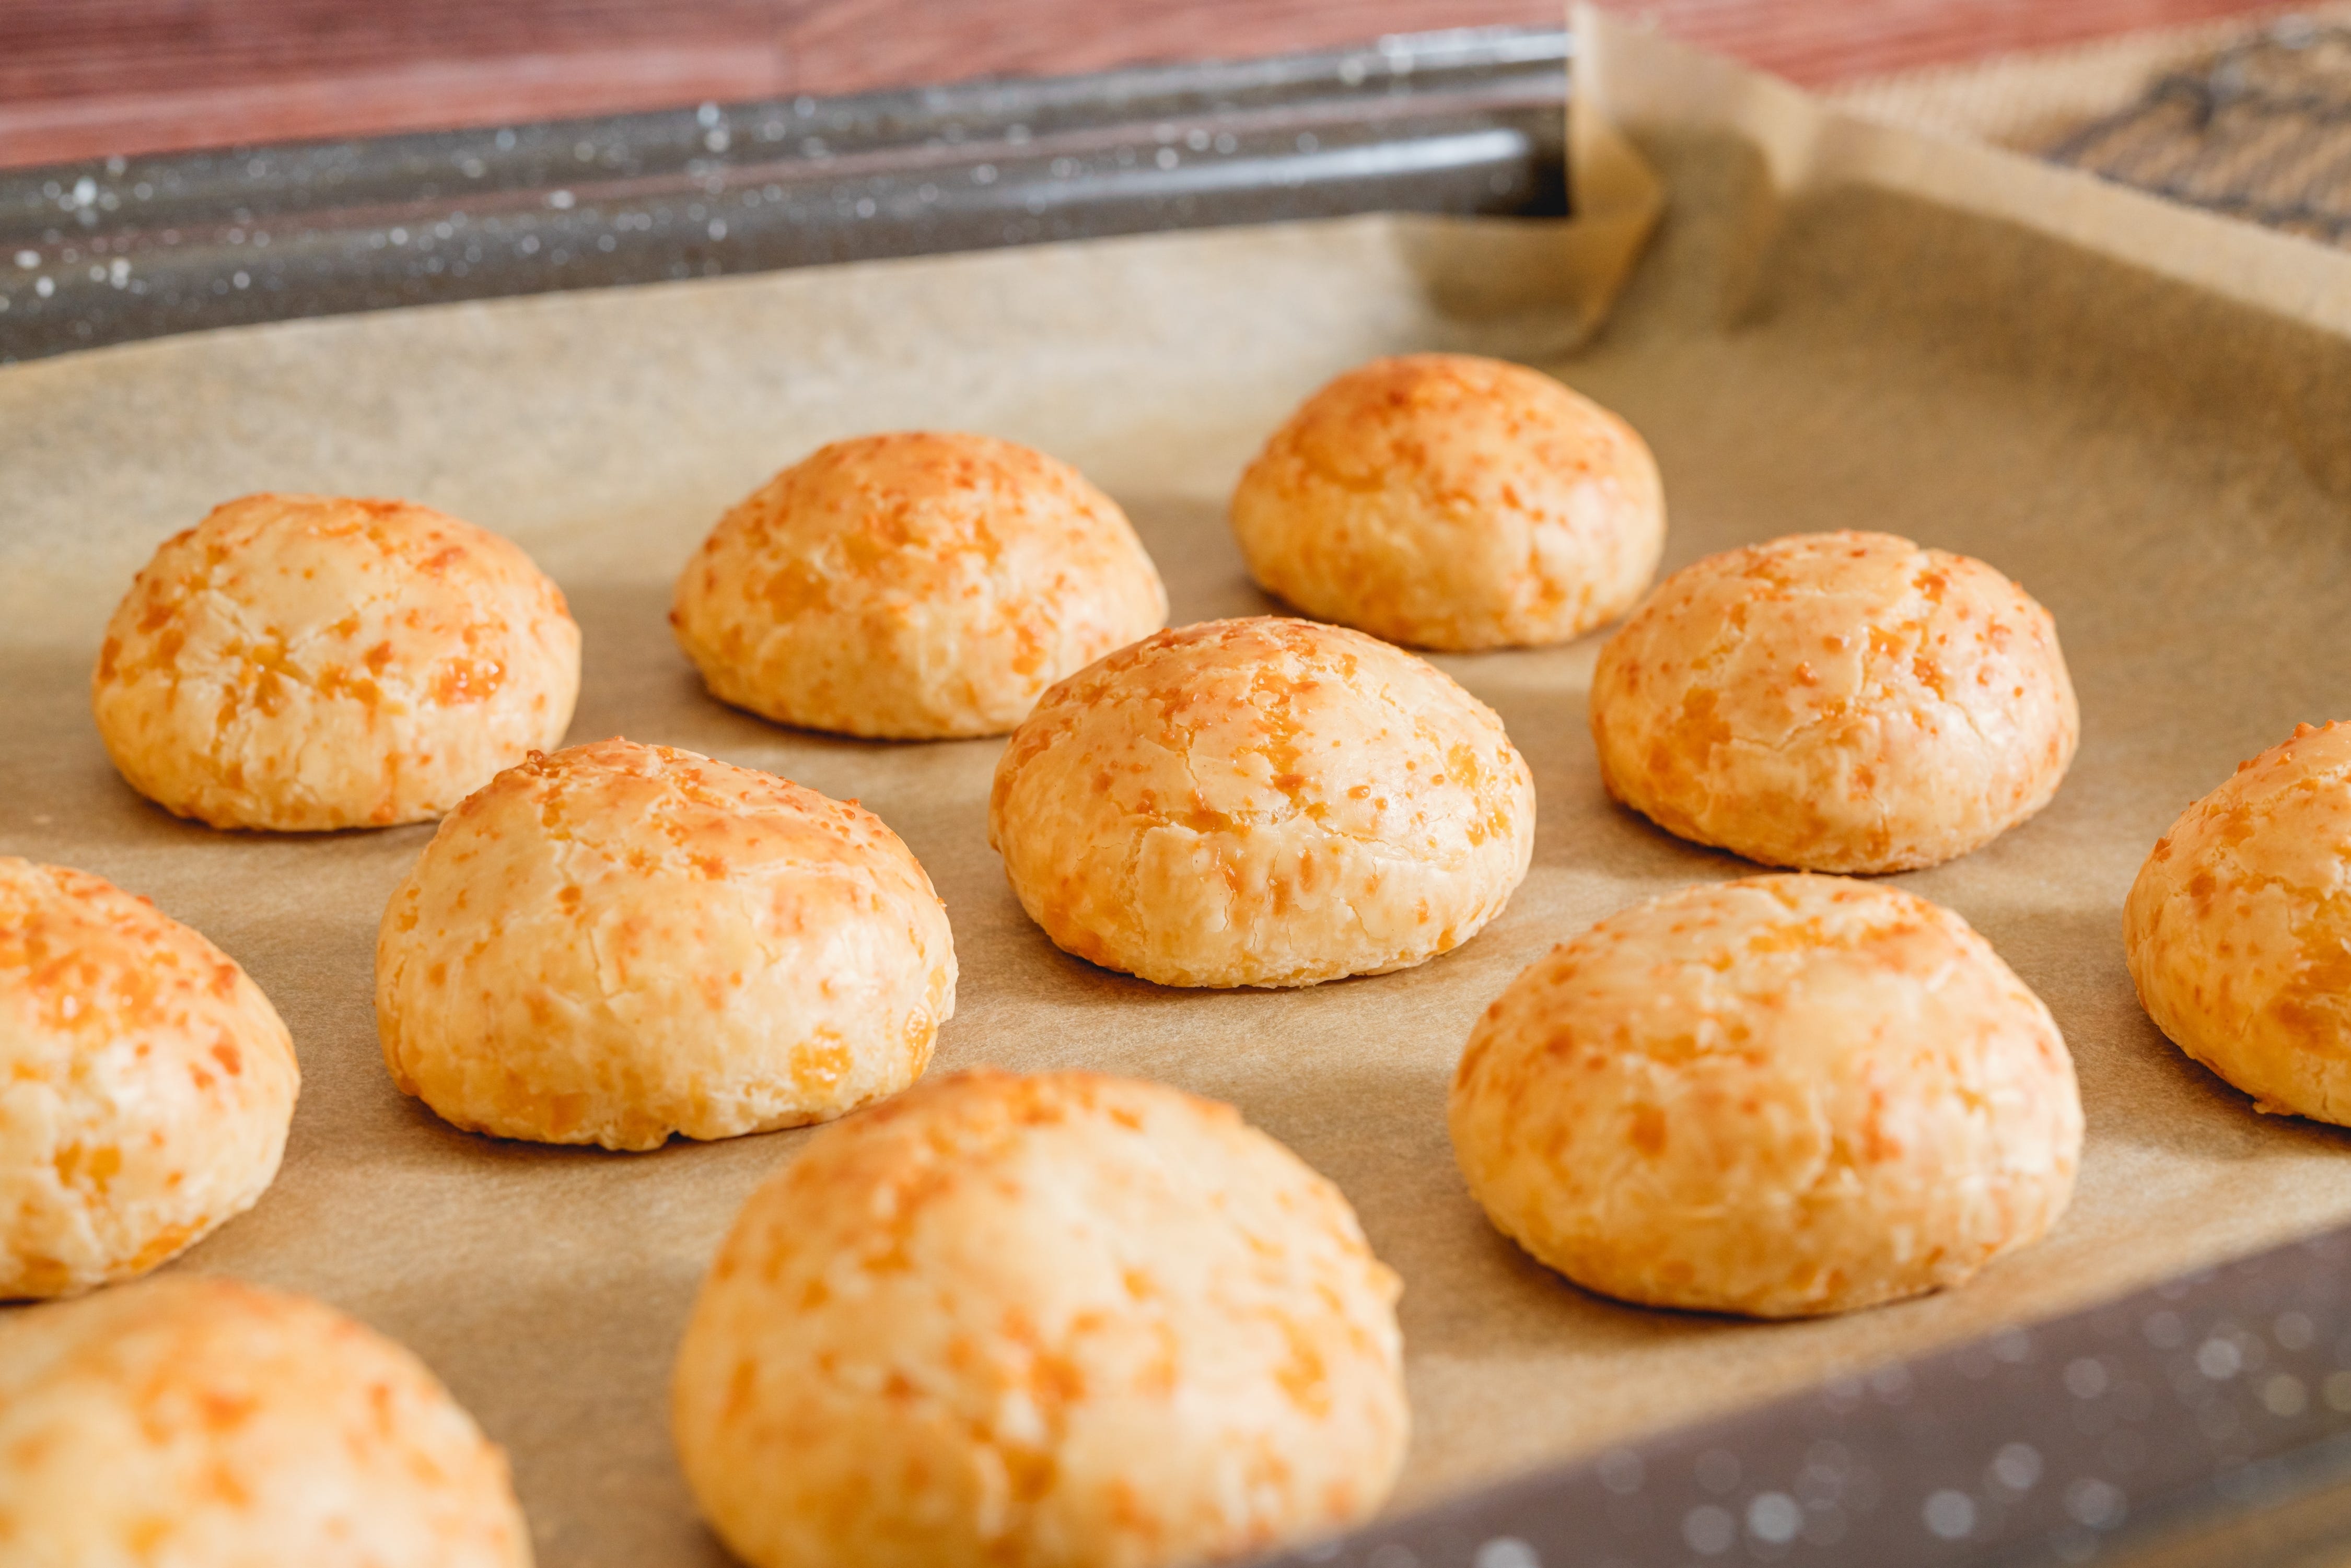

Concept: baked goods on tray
[[91, 493, 579, 832], [376, 738, 956, 1150], [1450, 873, 2081, 1318], [0, 1276, 531, 1565], [1230, 353, 1663, 650], [1, 858, 297, 1299], [672, 431, 1168, 739], [672, 1068, 1406, 1568], [988, 616, 1535, 988], [2127, 720, 2351, 1124], [5, 283, 2180, 1559], [1589, 530, 2077, 873]]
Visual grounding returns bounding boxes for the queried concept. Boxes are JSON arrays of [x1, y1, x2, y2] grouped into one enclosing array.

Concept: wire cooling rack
[[2048, 19, 2351, 246]]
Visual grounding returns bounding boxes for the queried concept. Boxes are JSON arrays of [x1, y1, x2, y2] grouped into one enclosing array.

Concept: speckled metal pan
[[0, 26, 1567, 363], [1262, 1231, 2351, 1568]]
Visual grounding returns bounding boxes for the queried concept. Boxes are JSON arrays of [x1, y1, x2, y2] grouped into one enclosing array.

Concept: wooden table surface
[[0, 0, 2303, 169]]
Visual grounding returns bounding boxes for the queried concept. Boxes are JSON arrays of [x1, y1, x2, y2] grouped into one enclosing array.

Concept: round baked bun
[[988, 616, 1535, 988], [0, 1275, 530, 1564], [1590, 531, 2077, 873], [1450, 874, 2080, 1318], [377, 738, 955, 1150], [92, 493, 580, 832], [2126, 721, 2351, 1123], [1, 858, 297, 1300], [671, 431, 1168, 739], [672, 1068, 1406, 1568], [1228, 353, 1664, 650]]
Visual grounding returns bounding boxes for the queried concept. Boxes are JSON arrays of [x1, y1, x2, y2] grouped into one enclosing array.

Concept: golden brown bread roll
[[2126, 721, 2351, 1123], [1, 857, 297, 1299], [988, 616, 1534, 987], [1229, 353, 1663, 650], [92, 493, 579, 831], [672, 1068, 1407, 1568], [376, 738, 955, 1150], [671, 431, 1168, 739], [0, 1275, 530, 1564], [1589, 530, 2077, 873], [1450, 874, 2081, 1318]]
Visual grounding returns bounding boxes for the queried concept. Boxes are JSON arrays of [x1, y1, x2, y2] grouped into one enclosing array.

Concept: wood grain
[[0, 0, 2305, 169]]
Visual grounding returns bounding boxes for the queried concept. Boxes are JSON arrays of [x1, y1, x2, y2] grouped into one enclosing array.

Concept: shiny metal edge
[[1254, 1231, 2351, 1568], [0, 26, 1569, 363]]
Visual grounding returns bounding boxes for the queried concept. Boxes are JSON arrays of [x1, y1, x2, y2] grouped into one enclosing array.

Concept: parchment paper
[[7, 10, 2351, 1561]]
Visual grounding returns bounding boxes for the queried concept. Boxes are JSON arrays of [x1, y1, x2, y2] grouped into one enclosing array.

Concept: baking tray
[[1271, 1233, 2351, 1568], [0, 26, 1569, 364], [8, 20, 2351, 1568]]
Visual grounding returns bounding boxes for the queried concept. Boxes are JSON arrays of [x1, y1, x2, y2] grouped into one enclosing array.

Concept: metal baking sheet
[[1268, 1232, 2351, 1567], [0, 26, 1569, 364]]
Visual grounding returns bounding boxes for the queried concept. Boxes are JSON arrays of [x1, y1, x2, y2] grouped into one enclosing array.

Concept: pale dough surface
[[672, 431, 1168, 739], [1450, 874, 2082, 1318], [1230, 353, 1663, 650], [0, 1274, 531, 1565], [672, 1069, 1407, 1568], [2126, 721, 2351, 1125], [0, 858, 297, 1299], [1589, 530, 2077, 873], [91, 493, 580, 832], [988, 616, 1535, 988], [376, 738, 956, 1150]]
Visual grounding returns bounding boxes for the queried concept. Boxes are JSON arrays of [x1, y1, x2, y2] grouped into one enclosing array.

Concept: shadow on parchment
[[1118, 492, 1278, 628], [1971, 900, 2351, 1168], [358, 1267, 728, 1568]]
